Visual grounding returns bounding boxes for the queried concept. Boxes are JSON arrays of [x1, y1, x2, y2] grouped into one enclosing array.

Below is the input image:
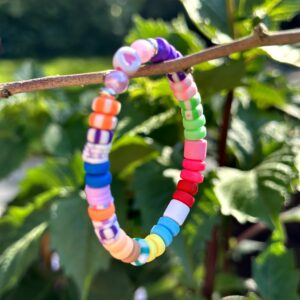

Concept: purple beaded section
[[151, 38, 172, 63], [87, 128, 114, 144]]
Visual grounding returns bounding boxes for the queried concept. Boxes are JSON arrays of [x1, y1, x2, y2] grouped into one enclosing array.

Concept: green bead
[[182, 115, 206, 130], [184, 126, 207, 140], [181, 104, 203, 121], [178, 93, 201, 110]]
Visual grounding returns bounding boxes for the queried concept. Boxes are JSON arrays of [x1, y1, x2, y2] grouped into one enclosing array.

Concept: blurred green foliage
[[1, 0, 300, 299], [0, 0, 181, 58]]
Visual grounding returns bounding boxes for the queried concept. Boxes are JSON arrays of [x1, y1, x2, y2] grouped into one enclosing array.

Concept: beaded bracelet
[[82, 38, 207, 265]]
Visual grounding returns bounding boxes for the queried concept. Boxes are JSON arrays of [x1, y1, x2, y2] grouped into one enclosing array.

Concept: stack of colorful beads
[[82, 37, 207, 265]]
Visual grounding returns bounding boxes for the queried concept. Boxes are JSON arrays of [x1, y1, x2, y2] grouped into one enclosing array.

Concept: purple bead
[[151, 38, 171, 63], [167, 71, 187, 82], [104, 70, 129, 94], [167, 46, 178, 60]]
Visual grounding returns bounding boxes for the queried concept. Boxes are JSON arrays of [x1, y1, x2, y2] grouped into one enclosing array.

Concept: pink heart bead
[[131, 39, 156, 63]]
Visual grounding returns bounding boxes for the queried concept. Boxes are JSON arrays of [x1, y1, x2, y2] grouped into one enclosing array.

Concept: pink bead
[[182, 158, 206, 171], [113, 46, 141, 75], [173, 82, 198, 101], [180, 169, 204, 184], [104, 70, 129, 94], [169, 74, 193, 92], [131, 39, 156, 63], [85, 185, 111, 198], [86, 193, 114, 207], [184, 139, 207, 161]]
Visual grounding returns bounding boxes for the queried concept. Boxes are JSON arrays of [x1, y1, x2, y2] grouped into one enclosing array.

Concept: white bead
[[163, 200, 190, 226], [113, 46, 141, 75]]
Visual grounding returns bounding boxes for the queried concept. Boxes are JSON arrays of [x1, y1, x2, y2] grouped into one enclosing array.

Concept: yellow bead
[[147, 234, 165, 257], [145, 236, 157, 262]]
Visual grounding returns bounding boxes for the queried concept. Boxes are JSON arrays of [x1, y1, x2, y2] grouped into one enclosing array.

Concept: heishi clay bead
[[110, 236, 135, 260], [122, 239, 141, 263], [89, 113, 118, 130], [85, 185, 111, 199], [176, 179, 198, 195], [172, 190, 195, 208], [85, 172, 112, 188], [184, 127, 207, 140], [174, 82, 198, 101], [103, 229, 127, 252], [131, 39, 156, 63], [104, 70, 129, 94], [92, 214, 118, 230], [181, 104, 203, 121], [144, 237, 158, 262], [87, 128, 113, 145], [182, 159, 206, 172], [150, 225, 173, 247], [178, 93, 201, 110], [97, 221, 120, 244], [131, 238, 150, 266], [86, 193, 114, 208], [145, 234, 165, 256], [82, 143, 111, 163], [163, 200, 190, 226], [182, 115, 206, 130], [157, 216, 180, 237], [84, 161, 110, 175], [112, 46, 141, 75], [184, 139, 207, 161], [180, 169, 204, 184], [92, 95, 121, 116], [82, 152, 108, 164], [88, 203, 115, 222]]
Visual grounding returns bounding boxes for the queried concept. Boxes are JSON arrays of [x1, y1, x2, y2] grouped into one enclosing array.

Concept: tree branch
[[1, 26, 300, 98]]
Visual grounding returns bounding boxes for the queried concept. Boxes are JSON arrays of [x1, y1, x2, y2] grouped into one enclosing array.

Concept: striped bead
[[131, 238, 150, 266], [87, 128, 113, 145]]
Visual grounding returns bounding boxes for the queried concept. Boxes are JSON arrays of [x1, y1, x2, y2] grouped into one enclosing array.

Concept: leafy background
[[0, 0, 300, 299]]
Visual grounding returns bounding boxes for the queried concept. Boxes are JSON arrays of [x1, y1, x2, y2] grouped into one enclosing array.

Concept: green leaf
[[253, 242, 299, 300], [281, 205, 300, 223], [214, 146, 299, 227], [125, 15, 203, 54], [50, 194, 110, 300], [194, 60, 246, 98], [0, 187, 67, 254], [261, 45, 300, 68], [110, 135, 158, 176], [181, 0, 232, 42], [248, 81, 286, 109], [0, 223, 47, 296], [132, 160, 175, 229], [20, 152, 83, 195]]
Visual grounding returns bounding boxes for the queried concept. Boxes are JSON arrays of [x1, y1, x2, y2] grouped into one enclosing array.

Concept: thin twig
[[1, 26, 300, 98]]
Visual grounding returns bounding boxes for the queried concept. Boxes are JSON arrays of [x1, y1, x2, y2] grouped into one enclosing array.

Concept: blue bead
[[158, 216, 180, 237], [85, 172, 112, 188], [150, 224, 173, 247], [84, 161, 110, 175]]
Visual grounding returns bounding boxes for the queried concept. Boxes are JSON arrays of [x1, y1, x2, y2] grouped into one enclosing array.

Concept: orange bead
[[88, 112, 117, 130], [92, 95, 121, 116], [103, 229, 127, 252], [88, 204, 115, 222], [110, 236, 134, 260], [122, 239, 140, 263]]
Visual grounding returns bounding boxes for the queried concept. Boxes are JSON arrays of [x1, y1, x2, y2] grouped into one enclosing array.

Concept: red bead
[[172, 190, 195, 208], [180, 169, 204, 184], [176, 180, 198, 195], [182, 158, 206, 172]]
